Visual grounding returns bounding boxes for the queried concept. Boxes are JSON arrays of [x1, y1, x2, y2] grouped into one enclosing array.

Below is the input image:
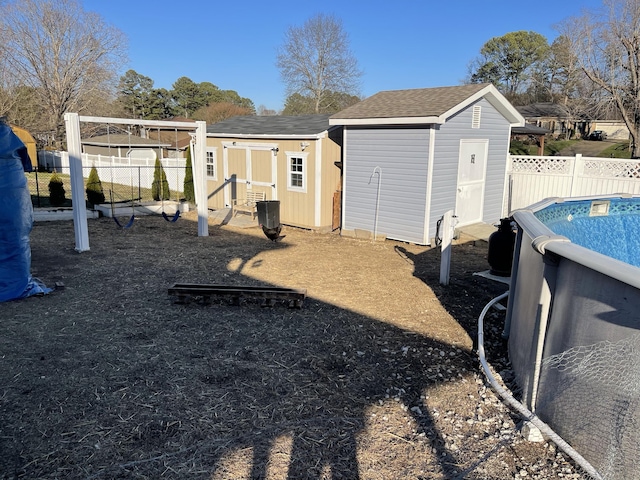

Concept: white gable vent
[[472, 105, 481, 128]]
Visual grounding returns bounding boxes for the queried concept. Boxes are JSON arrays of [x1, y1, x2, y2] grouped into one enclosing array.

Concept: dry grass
[[0, 212, 583, 479]]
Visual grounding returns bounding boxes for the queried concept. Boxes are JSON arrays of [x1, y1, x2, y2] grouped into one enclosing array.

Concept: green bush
[[183, 146, 195, 203], [86, 165, 105, 206], [48, 171, 66, 206], [151, 158, 170, 201], [509, 140, 531, 155]]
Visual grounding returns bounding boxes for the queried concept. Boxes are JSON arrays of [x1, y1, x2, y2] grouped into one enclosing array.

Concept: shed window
[[206, 148, 217, 179], [472, 105, 481, 129], [287, 152, 307, 192]]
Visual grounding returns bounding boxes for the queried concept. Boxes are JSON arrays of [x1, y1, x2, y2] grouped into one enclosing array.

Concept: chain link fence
[[30, 151, 188, 209]]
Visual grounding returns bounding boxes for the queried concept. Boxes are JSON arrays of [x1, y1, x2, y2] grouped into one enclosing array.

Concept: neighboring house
[[589, 119, 630, 140], [329, 83, 524, 245], [81, 133, 170, 161], [206, 115, 343, 232], [146, 117, 195, 158], [517, 102, 630, 140], [10, 124, 37, 169], [516, 103, 586, 139]]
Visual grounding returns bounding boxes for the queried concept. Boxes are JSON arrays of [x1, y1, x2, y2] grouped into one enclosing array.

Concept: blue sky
[[82, 0, 604, 112]]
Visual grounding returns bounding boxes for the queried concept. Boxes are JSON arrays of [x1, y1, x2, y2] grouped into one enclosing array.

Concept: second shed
[[329, 83, 524, 245]]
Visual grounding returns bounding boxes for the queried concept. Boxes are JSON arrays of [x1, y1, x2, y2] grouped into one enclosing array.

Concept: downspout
[[369, 166, 382, 242]]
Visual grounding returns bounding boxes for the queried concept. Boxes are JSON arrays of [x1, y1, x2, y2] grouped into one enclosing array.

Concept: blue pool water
[[534, 198, 640, 268]]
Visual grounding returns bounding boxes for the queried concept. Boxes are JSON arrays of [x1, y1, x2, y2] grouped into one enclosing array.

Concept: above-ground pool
[[505, 195, 640, 480], [533, 198, 640, 267]]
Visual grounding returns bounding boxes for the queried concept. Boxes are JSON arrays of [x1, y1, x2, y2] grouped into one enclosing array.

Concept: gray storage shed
[[329, 83, 524, 245]]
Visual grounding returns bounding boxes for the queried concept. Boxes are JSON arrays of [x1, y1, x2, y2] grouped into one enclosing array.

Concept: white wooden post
[[570, 153, 582, 197], [64, 112, 90, 252], [194, 121, 208, 237], [439, 210, 455, 286]]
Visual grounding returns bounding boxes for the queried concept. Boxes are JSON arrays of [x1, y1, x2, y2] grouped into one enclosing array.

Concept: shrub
[[151, 158, 170, 201], [183, 145, 195, 203], [509, 140, 531, 155], [48, 171, 66, 206], [86, 165, 105, 206]]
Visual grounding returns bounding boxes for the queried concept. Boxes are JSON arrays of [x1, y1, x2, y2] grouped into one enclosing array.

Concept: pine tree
[[183, 145, 195, 203], [48, 171, 66, 206], [86, 165, 105, 206], [152, 158, 170, 201]]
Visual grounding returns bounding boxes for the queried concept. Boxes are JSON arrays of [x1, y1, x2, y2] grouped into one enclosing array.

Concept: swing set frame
[[64, 113, 209, 252]]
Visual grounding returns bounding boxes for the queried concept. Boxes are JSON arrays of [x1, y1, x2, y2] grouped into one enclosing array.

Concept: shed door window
[[206, 148, 217, 179], [287, 152, 308, 192]]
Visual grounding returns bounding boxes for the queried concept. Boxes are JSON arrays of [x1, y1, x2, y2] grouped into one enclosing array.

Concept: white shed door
[[223, 144, 277, 207], [456, 140, 488, 226]]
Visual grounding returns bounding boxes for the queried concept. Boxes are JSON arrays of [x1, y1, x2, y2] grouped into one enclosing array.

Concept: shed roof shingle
[[330, 84, 490, 120], [207, 114, 333, 136]]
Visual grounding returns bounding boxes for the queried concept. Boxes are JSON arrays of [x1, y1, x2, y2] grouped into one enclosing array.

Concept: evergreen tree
[[86, 165, 105, 206], [183, 145, 195, 203], [48, 171, 66, 206], [152, 158, 170, 201]]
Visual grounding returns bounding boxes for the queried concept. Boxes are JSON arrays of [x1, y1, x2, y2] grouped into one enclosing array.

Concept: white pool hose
[[477, 291, 603, 480]]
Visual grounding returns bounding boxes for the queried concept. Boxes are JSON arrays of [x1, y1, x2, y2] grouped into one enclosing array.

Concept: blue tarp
[[0, 122, 51, 302]]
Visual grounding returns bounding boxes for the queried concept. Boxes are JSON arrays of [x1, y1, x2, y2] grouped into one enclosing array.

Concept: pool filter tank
[[487, 217, 516, 276]]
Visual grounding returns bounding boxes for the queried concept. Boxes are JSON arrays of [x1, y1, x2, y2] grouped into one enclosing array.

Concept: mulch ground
[[0, 212, 586, 479]]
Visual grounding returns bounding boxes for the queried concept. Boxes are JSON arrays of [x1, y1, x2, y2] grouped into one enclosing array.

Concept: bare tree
[[0, 0, 126, 146], [546, 36, 583, 105], [561, 0, 640, 156], [276, 14, 362, 114], [0, 50, 20, 117], [257, 105, 278, 116]]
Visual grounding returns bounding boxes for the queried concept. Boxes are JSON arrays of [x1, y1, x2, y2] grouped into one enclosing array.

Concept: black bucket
[[257, 200, 280, 229]]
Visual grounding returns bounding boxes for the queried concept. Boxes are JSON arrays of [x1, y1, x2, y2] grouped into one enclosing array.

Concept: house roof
[[512, 124, 551, 135], [146, 129, 193, 150], [207, 114, 335, 138], [329, 83, 524, 126], [516, 103, 572, 119], [82, 134, 171, 148]]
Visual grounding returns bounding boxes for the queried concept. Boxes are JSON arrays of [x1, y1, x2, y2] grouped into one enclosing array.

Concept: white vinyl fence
[[38, 150, 640, 219], [38, 150, 187, 197], [505, 154, 640, 216]]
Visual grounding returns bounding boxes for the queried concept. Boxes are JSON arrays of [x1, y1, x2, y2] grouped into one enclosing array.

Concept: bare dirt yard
[[0, 213, 586, 479]]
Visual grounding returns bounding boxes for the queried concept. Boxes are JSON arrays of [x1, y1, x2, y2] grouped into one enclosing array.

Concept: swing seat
[[162, 210, 180, 222], [113, 214, 135, 229]]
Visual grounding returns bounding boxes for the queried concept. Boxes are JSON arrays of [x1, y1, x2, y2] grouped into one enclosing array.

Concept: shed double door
[[224, 146, 276, 206], [455, 139, 488, 227]]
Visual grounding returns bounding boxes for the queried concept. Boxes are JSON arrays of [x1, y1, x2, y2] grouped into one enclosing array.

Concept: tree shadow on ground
[[394, 239, 509, 350], [0, 218, 510, 479]]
